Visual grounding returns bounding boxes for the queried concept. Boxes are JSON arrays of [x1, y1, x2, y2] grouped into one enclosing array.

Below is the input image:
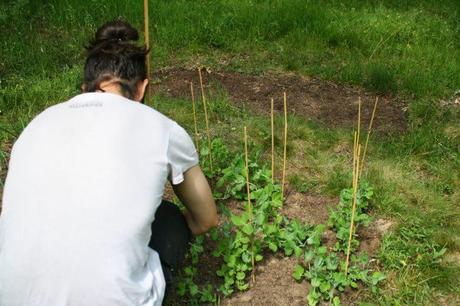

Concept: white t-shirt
[[0, 92, 199, 306]]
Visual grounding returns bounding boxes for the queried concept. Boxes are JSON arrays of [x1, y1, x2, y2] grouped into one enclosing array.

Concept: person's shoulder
[[38, 92, 179, 129], [65, 93, 169, 118], [96, 93, 173, 119]]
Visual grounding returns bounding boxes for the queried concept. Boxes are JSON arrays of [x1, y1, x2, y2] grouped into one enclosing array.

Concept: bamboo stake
[[244, 126, 255, 283], [351, 132, 358, 191], [198, 67, 213, 171], [271, 98, 275, 184], [344, 132, 358, 276], [345, 139, 361, 276], [281, 92, 288, 203], [190, 81, 200, 152], [357, 97, 361, 147], [244, 127, 252, 218], [359, 97, 378, 178], [143, 0, 151, 105]]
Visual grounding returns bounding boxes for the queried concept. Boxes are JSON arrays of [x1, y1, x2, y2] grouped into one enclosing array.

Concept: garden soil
[[166, 186, 391, 305], [151, 68, 408, 134]]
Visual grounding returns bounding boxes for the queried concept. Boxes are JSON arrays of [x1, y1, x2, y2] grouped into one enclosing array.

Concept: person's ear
[[81, 84, 87, 93], [135, 79, 149, 102]]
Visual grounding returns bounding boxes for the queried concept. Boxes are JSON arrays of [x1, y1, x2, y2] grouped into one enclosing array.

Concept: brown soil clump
[[358, 218, 394, 256]]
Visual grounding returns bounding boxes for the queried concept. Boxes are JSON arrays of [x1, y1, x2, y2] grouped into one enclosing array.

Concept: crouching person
[[0, 18, 217, 306]]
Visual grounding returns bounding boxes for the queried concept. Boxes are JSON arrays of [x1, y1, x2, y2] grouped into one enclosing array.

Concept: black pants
[[148, 200, 192, 296]]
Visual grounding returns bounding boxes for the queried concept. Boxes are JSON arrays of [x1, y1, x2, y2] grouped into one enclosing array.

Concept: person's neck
[[98, 81, 123, 96]]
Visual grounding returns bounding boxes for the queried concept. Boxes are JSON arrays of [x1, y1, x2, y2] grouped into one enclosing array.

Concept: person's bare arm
[[172, 165, 218, 235]]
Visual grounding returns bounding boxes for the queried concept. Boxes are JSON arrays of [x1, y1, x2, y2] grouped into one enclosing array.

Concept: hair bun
[[93, 18, 139, 45]]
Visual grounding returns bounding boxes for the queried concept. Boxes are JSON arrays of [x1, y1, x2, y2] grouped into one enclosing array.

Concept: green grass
[[2, 1, 459, 99], [1, 0, 459, 304]]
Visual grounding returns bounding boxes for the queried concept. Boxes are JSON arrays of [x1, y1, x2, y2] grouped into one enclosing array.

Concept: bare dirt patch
[[151, 68, 407, 134], [358, 218, 394, 257], [223, 254, 309, 306], [283, 190, 337, 224]]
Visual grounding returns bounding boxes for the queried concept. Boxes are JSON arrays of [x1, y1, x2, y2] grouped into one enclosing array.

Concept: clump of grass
[[378, 219, 459, 304], [288, 174, 310, 193], [324, 165, 351, 196], [365, 62, 397, 94]]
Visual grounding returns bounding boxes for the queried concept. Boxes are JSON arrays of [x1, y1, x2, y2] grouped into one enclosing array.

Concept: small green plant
[[211, 158, 281, 295], [289, 183, 384, 305], [328, 183, 373, 252], [213, 215, 264, 295], [176, 236, 218, 304], [203, 138, 230, 178]]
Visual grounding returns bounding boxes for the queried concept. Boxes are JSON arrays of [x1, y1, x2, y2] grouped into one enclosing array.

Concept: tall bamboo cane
[[198, 68, 213, 171], [357, 97, 361, 146], [345, 135, 361, 276], [281, 92, 288, 203], [271, 98, 275, 184], [359, 97, 378, 178], [244, 126, 255, 283], [190, 82, 200, 152]]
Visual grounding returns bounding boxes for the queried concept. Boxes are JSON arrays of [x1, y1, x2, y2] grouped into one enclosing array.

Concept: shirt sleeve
[[167, 122, 199, 185]]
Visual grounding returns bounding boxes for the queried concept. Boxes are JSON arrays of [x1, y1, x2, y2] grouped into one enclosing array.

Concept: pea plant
[[175, 138, 385, 305], [292, 183, 385, 305], [176, 236, 217, 304]]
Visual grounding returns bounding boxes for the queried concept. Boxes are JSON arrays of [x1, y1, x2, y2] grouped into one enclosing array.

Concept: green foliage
[[328, 183, 373, 252], [176, 236, 218, 304], [179, 139, 388, 305], [211, 150, 281, 295], [213, 222, 262, 295], [292, 183, 383, 306], [200, 137, 230, 178], [213, 143, 272, 200]]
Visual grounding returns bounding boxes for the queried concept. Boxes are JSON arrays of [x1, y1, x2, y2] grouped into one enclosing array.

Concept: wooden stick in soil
[[271, 98, 275, 184], [143, 0, 151, 105], [357, 96, 361, 146], [198, 67, 213, 172], [345, 138, 361, 276], [281, 92, 288, 203], [344, 132, 358, 276], [189, 82, 200, 152], [244, 126, 255, 283], [359, 97, 378, 178]]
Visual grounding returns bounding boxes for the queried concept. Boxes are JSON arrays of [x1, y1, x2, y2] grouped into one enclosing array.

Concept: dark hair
[[83, 18, 148, 100]]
